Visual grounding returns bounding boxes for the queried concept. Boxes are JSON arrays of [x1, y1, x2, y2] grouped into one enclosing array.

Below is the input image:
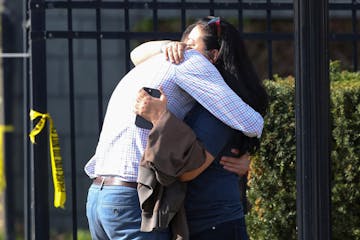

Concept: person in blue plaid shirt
[[85, 16, 265, 240]]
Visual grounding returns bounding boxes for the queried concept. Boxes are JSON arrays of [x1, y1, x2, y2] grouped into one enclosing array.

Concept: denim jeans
[[189, 218, 249, 240], [86, 184, 170, 240]]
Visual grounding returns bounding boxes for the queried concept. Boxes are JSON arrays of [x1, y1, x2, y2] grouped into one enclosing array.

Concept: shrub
[[246, 61, 360, 240]]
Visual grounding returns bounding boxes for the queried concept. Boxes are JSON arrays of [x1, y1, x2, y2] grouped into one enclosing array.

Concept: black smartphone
[[135, 87, 161, 129]]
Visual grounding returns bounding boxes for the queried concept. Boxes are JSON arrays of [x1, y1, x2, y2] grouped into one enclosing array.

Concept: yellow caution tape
[[29, 110, 66, 208], [0, 125, 14, 192]]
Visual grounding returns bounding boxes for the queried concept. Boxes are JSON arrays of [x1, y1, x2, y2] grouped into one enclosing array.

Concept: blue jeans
[[189, 218, 249, 240], [86, 184, 170, 240]]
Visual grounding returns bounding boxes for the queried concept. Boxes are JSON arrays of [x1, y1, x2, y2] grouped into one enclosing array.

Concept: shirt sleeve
[[174, 50, 264, 138]]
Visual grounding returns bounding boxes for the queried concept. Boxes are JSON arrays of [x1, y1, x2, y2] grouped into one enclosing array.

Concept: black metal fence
[[0, 0, 359, 239]]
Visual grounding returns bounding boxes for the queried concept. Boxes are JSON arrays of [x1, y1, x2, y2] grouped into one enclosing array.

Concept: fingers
[[134, 87, 168, 124], [164, 47, 169, 61], [220, 152, 251, 177], [136, 89, 150, 103], [221, 159, 250, 176], [221, 162, 246, 176], [171, 44, 180, 64], [137, 87, 166, 103], [220, 152, 250, 164], [137, 88, 150, 98], [177, 44, 185, 62], [133, 99, 143, 115], [135, 89, 149, 114], [164, 42, 186, 64], [158, 87, 168, 102]]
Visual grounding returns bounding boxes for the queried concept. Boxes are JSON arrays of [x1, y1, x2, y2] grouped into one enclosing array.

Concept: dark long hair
[[196, 16, 268, 116], [196, 17, 269, 153]]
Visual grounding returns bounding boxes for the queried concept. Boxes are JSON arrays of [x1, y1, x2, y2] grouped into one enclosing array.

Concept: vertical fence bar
[[238, 0, 243, 33], [351, 0, 358, 71], [180, 0, 186, 31], [236, 0, 248, 214], [294, 0, 331, 239], [28, 0, 49, 239], [266, 0, 273, 79], [153, 0, 158, 32], [96, 0, 104, 126], [66, 0, 78, 239], [1, 8, 15, 240], [124, 0, 130, 72], [24, 0, 31, 239], [209, 0, 214, 17]]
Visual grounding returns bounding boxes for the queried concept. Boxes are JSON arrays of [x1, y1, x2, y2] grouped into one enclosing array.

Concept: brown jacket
[[137, 111, 206, 240]]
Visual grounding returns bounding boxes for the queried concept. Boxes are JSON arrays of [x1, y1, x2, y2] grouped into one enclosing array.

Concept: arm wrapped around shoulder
[[130, 40, 171, 66]]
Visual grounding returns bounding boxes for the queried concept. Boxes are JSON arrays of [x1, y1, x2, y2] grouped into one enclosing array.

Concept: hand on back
[[163, 41, 189, 64], [220, 150, 251, 177]]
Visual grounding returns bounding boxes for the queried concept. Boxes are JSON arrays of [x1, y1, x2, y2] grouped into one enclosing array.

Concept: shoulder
[[178, 50, 213, 69], [132, 53, 171, 73], [137, 53, 168, 67], [183, 49, 206, 60], [186, 105, 233, 138]]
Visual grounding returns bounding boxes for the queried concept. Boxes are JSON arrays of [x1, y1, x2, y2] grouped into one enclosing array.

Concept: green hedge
[[246, 61, 360, 240]]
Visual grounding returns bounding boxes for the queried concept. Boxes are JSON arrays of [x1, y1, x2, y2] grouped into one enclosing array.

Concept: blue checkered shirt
[[84, 50, 263, 182]]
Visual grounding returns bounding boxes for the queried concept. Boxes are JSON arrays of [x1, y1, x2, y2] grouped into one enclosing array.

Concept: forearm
[[175, 51, 264, 137], [130, 40, 171, 66], [179, 150, 214, 182]]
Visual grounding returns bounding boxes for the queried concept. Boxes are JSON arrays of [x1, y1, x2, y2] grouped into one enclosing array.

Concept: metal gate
[[0, 0, 359, 239]]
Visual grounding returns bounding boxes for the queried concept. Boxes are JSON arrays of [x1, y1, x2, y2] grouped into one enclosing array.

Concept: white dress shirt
[[84, 50, 263, 182]]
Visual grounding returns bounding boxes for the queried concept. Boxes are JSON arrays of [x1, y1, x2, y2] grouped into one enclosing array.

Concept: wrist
[[151, 109, 168, 126]]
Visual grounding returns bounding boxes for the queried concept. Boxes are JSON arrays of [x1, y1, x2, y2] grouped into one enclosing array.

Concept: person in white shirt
[[85, 17, 264, 240]]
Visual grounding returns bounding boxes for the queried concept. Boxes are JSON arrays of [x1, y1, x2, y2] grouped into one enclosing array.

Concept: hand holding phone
[[135, 87, 161, 129]]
